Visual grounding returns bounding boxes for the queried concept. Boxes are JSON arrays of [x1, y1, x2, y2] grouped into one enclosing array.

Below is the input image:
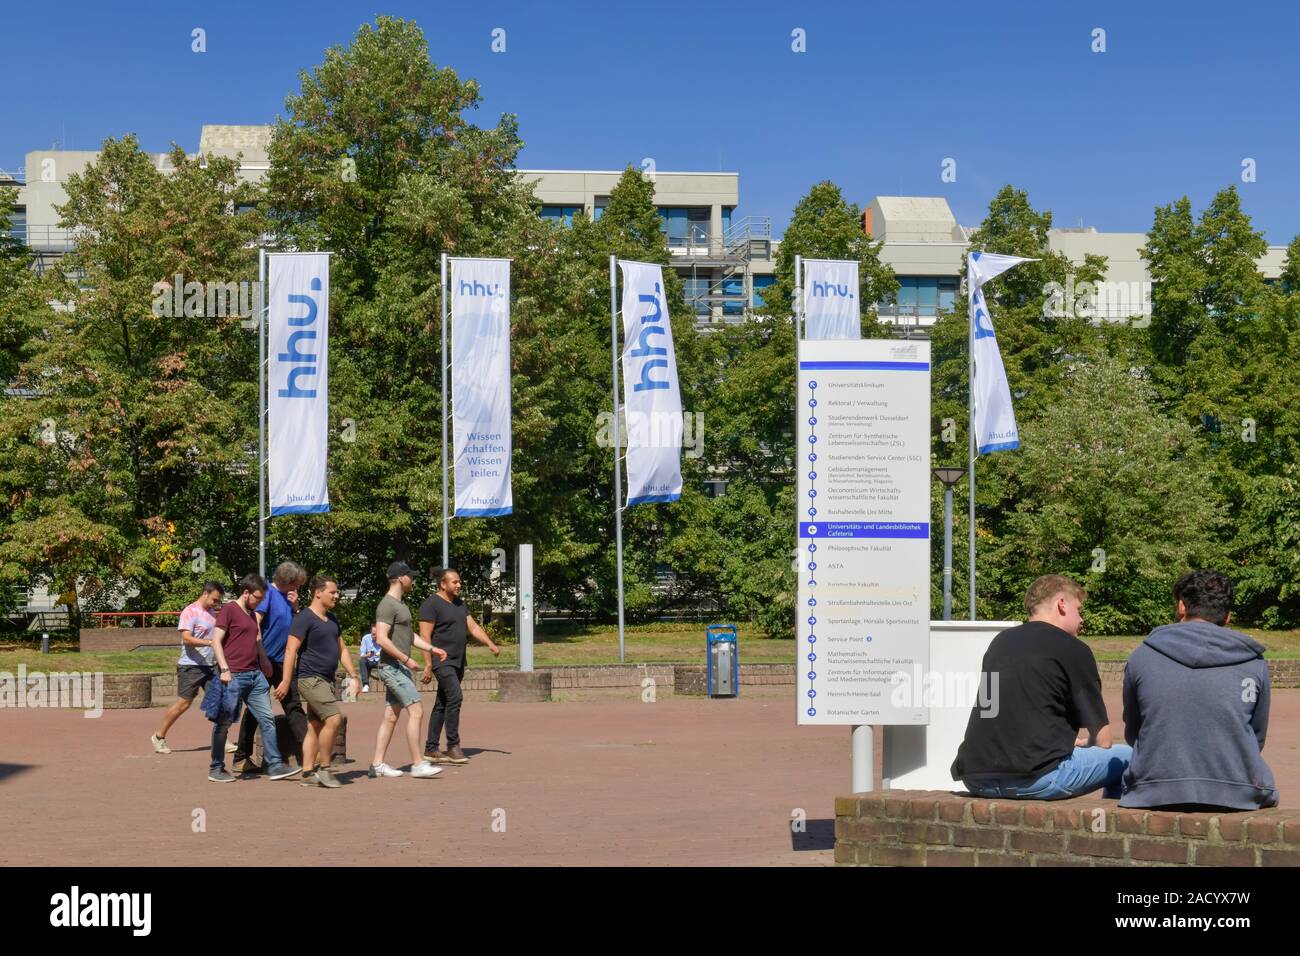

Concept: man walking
[[369, 561, 448, 779], [279, 574, 360, 788], [421, 568, 500, 765], [152, 581, 228, 754], [951, 574, 1131, 800], [232, 561, 308, 774], [208, 574, 300, 783], [1120, 570, 1278, 809]]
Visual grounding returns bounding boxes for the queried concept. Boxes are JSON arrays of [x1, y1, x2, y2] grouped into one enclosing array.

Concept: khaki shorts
[[298, 675, 341, 721]]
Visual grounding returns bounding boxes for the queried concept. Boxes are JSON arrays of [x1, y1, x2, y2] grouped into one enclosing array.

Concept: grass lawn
[[2, 623, 1296, 672]]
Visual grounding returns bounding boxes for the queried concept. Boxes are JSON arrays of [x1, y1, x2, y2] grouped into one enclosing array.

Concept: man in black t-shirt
[[278, 574, 360, 788], [951, 575, 1132, 800], [419, 568, 500, 764]]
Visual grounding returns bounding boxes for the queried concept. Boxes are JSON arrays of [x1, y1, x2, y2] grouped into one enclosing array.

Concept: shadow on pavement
[[0, 764, 35, 783]]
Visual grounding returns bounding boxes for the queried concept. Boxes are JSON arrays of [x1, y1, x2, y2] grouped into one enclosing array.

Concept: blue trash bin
[[706, 624, 738, 698]]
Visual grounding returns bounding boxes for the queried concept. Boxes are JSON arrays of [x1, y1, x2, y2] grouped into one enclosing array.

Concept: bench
[[835, 789, 1300, 866]]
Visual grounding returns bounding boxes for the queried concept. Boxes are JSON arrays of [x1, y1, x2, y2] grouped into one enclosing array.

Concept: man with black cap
[[368, 561, 449, 779]]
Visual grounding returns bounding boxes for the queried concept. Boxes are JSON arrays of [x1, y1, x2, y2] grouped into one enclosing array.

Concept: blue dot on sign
[[808, 416, 817, 426], [808, 471, 817, 480], [809, 381, 817, 390], [808, 635, 817, 644], [809, 398, 817, 408], [807, 689, 816, 699], [807, 652, 816, 662], [808, 671, 816, 681], [807, 561, 817, 571], [807, 597, 816, 607], [807, 579, 816, 587], [807, 507, 816, 517], [808, 543, 817, 552], [807, 707, 816, 717], [866, 635, 873, 642], [809, 489, 817, 498], [808, 452, 817, 462], [807, 616, 816, 626], [809, 435, 817, 444]]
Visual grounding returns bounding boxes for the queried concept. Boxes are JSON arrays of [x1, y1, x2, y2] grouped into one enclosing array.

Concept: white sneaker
[[410, 762, 442, 779], [362, 684, 370, 693], [224, 740, 239, 753], [150, 734, 171, 754], [368, 763, 403, 778]]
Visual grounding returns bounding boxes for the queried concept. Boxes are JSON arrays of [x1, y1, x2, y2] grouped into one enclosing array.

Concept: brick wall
[[1098, 659, 1299, 688], [836, 789, 1300, 866], [81, 627, 177, 653]]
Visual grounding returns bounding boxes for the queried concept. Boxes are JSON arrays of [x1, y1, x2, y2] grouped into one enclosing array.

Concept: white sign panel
[[802, 258, 861, 340], [268, 252, 330, 516], [451, 257, 513, 517], [796, 339, 931, 725]]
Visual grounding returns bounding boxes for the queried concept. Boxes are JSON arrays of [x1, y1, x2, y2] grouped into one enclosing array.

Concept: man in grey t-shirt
[[368, 561, 447, 779]]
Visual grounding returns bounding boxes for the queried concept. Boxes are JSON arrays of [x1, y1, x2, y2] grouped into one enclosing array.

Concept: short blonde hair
[[1024, 574, 1087, 616]]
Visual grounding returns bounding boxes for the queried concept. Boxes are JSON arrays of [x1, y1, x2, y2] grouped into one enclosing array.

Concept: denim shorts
[[376, 662, 421, 709]]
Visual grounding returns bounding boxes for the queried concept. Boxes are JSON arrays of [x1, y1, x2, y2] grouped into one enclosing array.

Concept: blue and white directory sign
[[796, 338, 931, 726]]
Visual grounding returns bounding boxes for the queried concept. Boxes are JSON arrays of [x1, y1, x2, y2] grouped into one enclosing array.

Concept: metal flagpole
[[609, 255, 626, 664], [441, 252, 450, 569], [968, 268, 977, 620], [258, 247, 267, 579]]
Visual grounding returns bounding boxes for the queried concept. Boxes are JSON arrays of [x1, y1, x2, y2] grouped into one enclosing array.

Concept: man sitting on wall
[[951, 574, 1131, 800]]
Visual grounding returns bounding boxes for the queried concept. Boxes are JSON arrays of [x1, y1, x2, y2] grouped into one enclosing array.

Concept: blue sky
[[4, 0, 1299, 242]]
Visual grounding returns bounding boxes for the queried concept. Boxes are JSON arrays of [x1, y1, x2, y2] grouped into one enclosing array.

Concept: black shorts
[[177, 664, 216, 700]]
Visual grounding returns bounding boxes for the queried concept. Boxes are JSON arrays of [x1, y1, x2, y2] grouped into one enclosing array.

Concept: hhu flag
[[268, 252, 330, 515], [802, 259, 860, 340], [969, 251, 1035, 455], [451, 257, 513, 517], [619, 260, 683, 506]]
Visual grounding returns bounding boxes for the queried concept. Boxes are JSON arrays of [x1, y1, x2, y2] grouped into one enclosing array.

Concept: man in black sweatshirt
[[1120, 570, 1278, 810]]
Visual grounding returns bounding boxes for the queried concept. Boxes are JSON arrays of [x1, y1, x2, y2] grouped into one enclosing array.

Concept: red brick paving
[[0, 686, 1295, 866]]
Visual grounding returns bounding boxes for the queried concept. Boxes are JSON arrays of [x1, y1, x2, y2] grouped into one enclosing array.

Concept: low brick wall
[[1098, 659, 1299, 687], [835, 789, 1300, 866], [81, 627, 177, 653]]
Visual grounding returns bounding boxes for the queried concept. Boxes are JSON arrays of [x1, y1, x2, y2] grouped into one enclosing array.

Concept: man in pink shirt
[[151, 581, 227, 754]]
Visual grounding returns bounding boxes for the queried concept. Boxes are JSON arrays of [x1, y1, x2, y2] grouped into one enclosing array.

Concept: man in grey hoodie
[[1120, 569, 1278, 810]]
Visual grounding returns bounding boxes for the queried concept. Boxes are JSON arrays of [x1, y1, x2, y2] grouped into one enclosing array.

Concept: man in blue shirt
[[233, 560, 308, 773], [359, 627, 381, 693]]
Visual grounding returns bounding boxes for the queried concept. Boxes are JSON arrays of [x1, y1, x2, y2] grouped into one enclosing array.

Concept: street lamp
[[932, 467, 967, 621]]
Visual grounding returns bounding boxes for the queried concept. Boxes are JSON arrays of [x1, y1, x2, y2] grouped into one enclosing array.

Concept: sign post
[[796, 339, 932, 790]]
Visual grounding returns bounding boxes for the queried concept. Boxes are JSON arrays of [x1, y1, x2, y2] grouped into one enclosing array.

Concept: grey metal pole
[[441, 252, 450, 569], [943, 484, 954, 621], [258, 247, 267, 579], [851, 724, 873, 793], [610, 256, 626, 664], [518, 543, 534, 673], [968, 271, 976, 621], [793, 253, 802, 593]]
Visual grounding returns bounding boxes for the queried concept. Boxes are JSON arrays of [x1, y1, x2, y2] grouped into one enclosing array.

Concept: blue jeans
[[211, 671, 283, 772], [963, 745, 1134, 800]]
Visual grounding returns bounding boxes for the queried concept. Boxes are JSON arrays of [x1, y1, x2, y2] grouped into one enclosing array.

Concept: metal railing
[[94, 611, 181, 628], [11, 224, 78, 250]]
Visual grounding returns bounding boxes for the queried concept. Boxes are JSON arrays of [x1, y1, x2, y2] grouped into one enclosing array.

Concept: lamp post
[[932, 467, 967, 621]]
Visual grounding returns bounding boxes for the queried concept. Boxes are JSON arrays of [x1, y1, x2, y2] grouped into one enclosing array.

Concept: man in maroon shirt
[[208, 574, 301, 783]]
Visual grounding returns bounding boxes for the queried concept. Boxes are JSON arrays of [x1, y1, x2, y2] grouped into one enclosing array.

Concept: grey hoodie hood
[[1143, 619, 1264, 668]]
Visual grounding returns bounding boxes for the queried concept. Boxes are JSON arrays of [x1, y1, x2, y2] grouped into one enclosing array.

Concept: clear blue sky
[[4, 0, 1299, 242]]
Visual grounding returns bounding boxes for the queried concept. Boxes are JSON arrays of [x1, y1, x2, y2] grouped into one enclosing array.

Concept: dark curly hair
[[1173, 569, 1234, 625]]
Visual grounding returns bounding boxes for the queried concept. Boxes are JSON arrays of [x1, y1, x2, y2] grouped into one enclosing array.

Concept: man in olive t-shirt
[[368, 561, 447, 779]]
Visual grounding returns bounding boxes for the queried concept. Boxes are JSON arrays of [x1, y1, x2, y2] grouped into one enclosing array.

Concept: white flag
[[451, 258, 513, 517], [268, 252, 330, 515], [802, 259, 860, 340], [969, 252, 1035, 455], [618, 260, 682, 506]]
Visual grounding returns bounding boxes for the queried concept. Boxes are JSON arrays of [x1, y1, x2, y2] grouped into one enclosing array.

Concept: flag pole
[[967, 257, 976, 620], [258, 246, 267, 580], [610, 255, 626, 664], [441, 252, 450, 569]]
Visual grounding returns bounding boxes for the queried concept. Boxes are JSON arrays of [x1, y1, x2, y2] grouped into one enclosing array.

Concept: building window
[[721, 276, 744, 316], [682, 276, 711, 316], [658, 206, 711, 250], [882, 277, 959, 318], [593, 196, 609, 221], [540, 205, 583, 227], [8, 207, 26, 242], [752, 275, 775, 309]]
